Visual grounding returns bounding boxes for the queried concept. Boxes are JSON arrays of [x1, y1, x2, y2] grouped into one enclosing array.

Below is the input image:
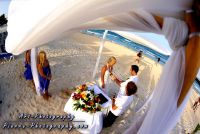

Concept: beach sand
[[0, 33, 199, 134]]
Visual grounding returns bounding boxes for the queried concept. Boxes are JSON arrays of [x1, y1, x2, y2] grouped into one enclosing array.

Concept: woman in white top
[[99, 56, 117, 97]]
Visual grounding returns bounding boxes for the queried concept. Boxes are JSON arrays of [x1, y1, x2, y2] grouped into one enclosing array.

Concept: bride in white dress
[[99, 57, 117, 97]]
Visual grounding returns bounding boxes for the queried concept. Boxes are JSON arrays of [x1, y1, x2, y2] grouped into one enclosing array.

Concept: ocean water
[[81, 29, 200, 94], [82, 30, 169, 64]]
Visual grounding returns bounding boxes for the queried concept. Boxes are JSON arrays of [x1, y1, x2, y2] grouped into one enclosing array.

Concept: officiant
[[103, 81, 137, 127]]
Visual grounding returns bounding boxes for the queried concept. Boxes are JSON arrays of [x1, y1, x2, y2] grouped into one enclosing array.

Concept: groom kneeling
[[103, 81, 137, 128]]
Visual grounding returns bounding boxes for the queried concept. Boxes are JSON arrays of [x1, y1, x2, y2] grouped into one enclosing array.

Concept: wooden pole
[[177, 36, 200, 107]]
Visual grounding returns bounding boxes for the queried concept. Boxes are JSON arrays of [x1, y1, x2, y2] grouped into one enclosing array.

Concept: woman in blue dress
[[37, 51, 52, 100], [24, 50, 33, 80]]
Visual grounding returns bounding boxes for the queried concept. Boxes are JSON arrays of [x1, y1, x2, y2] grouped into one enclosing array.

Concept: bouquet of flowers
[[72, 84, 102, 113]]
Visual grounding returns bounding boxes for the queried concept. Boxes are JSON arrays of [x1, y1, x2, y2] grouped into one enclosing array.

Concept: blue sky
[[0, 0, 11, 17]]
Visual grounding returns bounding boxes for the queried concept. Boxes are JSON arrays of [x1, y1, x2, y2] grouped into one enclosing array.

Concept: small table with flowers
[[64, 84, 112, 134]]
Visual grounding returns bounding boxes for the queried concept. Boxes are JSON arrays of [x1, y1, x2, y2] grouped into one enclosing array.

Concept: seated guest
[[37, 51, 52, 100], [103, 81, 137, 127], [24, 50, 33, 81], [99, 56, 117, 97]]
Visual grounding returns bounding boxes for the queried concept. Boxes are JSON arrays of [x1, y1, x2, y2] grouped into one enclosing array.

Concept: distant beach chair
[[0, 52, 15, 63], [1, 30, 13, 63]]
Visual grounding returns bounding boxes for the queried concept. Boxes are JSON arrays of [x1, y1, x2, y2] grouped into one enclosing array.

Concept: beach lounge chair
[[0, 52, 15, 63], [0, 31, 14, 63]]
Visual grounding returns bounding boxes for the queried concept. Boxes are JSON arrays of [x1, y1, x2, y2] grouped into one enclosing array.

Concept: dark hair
[[157, 57, 160, 62], [126, 81, 137, 96], [137, 51, 143, 57], [131, 65, 139, 74]]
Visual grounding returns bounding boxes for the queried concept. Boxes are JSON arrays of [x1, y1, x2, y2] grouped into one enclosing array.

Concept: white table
[[64, 85, 112, 134]]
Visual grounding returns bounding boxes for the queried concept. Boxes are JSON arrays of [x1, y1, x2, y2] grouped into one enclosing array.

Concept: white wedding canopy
[[5, 0, 198, 134], [5, 0, 192, 55]]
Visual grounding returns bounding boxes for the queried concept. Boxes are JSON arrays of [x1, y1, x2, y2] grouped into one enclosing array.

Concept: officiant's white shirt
[[110, 75, 137, 116], [110, 94, 133, 116], [119, 75, 138, 96]]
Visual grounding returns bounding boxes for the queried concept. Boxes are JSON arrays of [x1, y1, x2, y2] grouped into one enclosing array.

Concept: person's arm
[[27, 51, 31, 64], [37, 64, 51, 80], [153, 15, 163, 28], [25, 52, 29, 64], [110, 66, 113, 72], [177, 11, 200, 107], [47, 60, 52, 78], [110, 74, 123, 86], [114, 77, 123, 86], [112, 97, 118, 110], [25, 53, 27, 64], [101, 66, 106, 88]]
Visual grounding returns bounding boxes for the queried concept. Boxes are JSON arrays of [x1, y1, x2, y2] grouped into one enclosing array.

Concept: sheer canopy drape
[[5, 0, 192, 55]]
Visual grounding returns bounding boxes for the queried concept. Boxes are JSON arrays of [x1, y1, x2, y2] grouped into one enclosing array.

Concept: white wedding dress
[[98, 65, 117, 97]]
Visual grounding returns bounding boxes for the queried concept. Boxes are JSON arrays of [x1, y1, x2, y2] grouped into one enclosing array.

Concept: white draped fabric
[[124, 17, 189, 134], [5, 0, 192, 55], [5, 0, 195, 134]]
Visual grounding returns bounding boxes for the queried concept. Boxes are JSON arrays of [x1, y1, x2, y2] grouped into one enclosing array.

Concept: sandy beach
[[0, 32, 199, 134]]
